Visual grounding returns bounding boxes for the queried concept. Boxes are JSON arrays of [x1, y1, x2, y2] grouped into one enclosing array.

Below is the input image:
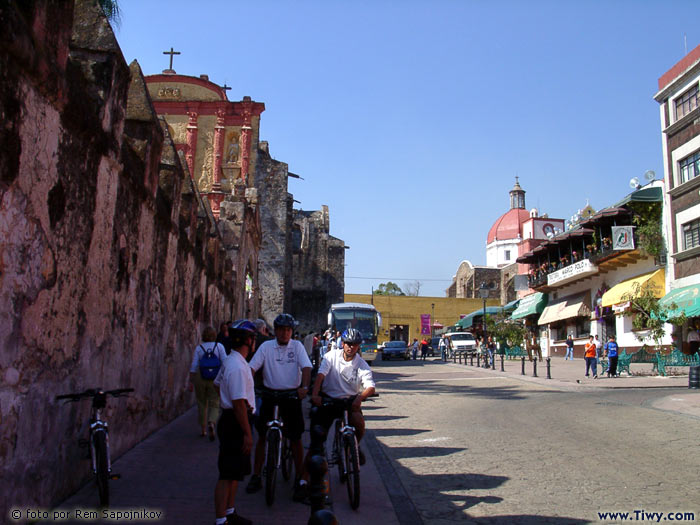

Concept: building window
[[683, 218, 700, 250], [679, 150, 700, 184], [504, 250, 510, 261], [675, 84, 699, 120]]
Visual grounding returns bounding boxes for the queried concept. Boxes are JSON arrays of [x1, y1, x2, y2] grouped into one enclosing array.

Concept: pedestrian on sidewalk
[[420, 337, 429, 360], [213, 320, 258, 525], [584, 335, 597, 378], [688, 323, 700, 355], [565, 334, 574, 360], [189, 326, 226, 440], [439, 335, 449, 361], [217, 322, 232, 355], [486, 336, 496, 367], [605, 335, 619, 377]]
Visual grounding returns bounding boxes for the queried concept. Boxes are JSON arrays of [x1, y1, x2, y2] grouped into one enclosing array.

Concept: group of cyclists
[[205, 313, 376, 525]]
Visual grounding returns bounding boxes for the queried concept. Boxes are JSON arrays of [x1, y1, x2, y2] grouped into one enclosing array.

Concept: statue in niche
[[225, 131, 240, 164]]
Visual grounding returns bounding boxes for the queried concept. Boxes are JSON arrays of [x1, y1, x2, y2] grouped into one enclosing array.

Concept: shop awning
[[538, 293, 590, 325], [613, 186, 663, 207], [511, 292, 548, 320], [503, 299, 520, 312], [600, 269, 665, 307], [658, 283, 700, 319], [457, 306, 504, 328]]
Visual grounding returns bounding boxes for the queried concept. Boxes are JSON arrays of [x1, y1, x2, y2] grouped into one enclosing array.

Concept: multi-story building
[[654, 43, 700, 343]]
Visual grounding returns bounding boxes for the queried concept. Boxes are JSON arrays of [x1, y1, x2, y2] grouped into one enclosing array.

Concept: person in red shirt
[[584, 335, 597, 378], [420, 338, 429, 361]]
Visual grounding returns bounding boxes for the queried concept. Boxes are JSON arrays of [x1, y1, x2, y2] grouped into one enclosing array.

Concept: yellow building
[[345, 294, 500, 344]]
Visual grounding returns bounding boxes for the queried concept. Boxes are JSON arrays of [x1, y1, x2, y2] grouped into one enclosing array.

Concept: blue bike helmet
[[341, 328, 362, 345], [230, 319, 257, 335], [273, 313, 298, 329]]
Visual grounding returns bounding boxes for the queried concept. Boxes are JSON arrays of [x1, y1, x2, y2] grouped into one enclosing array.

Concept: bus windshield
[[332, 309, 378, 342]]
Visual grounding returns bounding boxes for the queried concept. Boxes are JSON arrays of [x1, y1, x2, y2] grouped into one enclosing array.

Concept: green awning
[[658, 284, 700, 319], [614, 186, 662, 207], [511, 293, 548, 320], [457, 306, 504, 328], [503, 299, 520, 312]]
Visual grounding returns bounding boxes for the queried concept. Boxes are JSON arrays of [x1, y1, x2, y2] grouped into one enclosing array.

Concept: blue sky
[[114, 0, 700, 297]]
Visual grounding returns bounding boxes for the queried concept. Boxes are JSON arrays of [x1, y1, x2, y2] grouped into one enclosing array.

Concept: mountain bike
[[261, 389, 298, 506], [56, 388, 133, 507], [324, 397, 362, 509]]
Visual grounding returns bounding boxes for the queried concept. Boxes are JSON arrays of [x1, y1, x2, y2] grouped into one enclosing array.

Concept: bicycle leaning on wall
[[56, 387, 134, 507]]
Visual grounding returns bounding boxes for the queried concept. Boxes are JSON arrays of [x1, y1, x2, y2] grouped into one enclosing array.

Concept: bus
[[327, 303, 382, 364]]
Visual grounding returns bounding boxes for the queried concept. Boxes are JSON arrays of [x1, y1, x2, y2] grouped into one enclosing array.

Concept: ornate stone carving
[[168, 123, 187, 144], [157, 87, 181, 99]]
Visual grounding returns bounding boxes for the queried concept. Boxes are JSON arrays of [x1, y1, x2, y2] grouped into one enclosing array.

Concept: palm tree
[[98, 0, 121, 24]]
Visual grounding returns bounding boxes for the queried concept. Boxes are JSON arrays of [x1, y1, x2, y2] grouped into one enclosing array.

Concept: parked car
[[429, 336, 441, 356], [381, 340, 410, 360]]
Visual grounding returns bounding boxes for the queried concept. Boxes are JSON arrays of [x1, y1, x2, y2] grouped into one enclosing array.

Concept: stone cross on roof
[[162, 47, 180, 72]]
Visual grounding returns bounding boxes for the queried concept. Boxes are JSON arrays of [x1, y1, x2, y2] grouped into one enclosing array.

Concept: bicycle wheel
[[344, 434, 360, 509], [93, 432, 110, 507], [281, 437, 293, 481], [265, 431, 280, 506], [334, 425, 346, 483]]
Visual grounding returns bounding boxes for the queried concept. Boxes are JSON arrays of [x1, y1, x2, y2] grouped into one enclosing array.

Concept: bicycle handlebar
[[55, 388, 134, 401], [260, 389, 299, 401]]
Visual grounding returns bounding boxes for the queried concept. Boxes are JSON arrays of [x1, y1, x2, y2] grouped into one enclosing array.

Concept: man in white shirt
[[213, 320, 257, 525], [309, 328, 376, 466], [245, 313, 312, 501]]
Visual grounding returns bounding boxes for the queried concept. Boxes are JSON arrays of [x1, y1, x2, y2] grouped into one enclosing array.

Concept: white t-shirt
[[688, 331, 700, 343], [216, 350, 255, 412], [318, 350, 375, 399], [249, 339, 312, 390], [189, 342, 227, 374]]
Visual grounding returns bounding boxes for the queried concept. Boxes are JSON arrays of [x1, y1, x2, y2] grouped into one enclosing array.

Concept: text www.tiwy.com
[[598, 510, 696, 522]]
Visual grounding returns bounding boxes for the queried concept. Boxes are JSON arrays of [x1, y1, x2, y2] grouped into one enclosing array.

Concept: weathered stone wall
[[254, 142, 292, 324], [291, 206, 345, 332], [450, 261, 502, 300], [0, 0, 237, 509]]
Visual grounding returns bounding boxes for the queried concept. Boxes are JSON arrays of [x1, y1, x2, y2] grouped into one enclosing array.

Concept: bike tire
[[93, 431, 110, 507], [344, 434, 360, 509], [265, 431, 280, 506], [281, 437, 293, 482]]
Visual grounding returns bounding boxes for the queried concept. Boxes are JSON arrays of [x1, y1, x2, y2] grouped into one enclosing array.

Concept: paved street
[[50, 355, 700, 525], [368, 356, 700, 524]]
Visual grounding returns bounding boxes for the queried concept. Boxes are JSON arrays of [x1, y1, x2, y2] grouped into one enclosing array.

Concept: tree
[[485, 313, 528, 349], [404, 280, 422, 296], [622, 281, 685, 346], [98, 0, 121, 24], [375, 282, 405, 296]]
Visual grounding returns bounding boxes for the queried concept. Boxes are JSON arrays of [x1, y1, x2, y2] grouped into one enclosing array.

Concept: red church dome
[[486, 208, 531, 244]]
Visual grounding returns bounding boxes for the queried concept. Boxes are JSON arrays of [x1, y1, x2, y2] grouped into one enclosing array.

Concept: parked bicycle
[[56, 388, 133, 507], [261, 389, 297, 506]]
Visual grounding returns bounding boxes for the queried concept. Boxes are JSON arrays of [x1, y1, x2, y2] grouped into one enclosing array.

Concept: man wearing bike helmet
[[246, 313, 312, 501], [213, 320, 257, 525], [309, 328, 376, 465]]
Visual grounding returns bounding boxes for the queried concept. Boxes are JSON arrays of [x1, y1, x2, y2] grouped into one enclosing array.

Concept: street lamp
[[431, 303, 435, 339], [478, 283, 489, 366]]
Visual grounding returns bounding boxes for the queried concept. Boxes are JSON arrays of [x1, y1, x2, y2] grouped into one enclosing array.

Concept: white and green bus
[[327, 303, 382, 364]]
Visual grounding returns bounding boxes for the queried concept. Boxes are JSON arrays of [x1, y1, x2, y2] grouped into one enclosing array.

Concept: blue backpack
[[199, 344, 221, 380]]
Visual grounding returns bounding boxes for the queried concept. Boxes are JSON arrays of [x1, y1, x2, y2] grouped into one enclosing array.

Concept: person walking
[[439, 335, 448, 361], [420, 337, 429, 361], [565, 334, 574, 360], [411, 338, 419, 360], [605, 335, 619, 377], [687, 323, 700, 355], [189, 326, 227, 440], [486, 336, 496, 368], [213, 320, 258, 525], [584, 335, 597, 378]]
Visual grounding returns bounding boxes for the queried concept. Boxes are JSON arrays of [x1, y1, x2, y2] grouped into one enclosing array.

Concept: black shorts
[[255, 391, 305, 441], [309, 395, 360, 444], [217, 409, 251, 481]]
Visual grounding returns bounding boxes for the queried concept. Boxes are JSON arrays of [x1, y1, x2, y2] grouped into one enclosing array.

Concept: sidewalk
[[439, 353, 700, 418], [55, 407, 400, 525]]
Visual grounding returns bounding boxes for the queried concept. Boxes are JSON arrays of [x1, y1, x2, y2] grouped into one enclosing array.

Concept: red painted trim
[[146, 74, 227, 100], [658, 43, 700, 91], [152, 101, 265, 121]]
